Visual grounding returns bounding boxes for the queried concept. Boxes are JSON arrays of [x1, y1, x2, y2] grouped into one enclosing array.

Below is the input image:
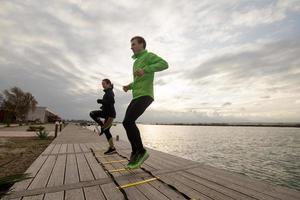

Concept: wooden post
[[59, 122, 62, 132], [55, 121, 59, 138]]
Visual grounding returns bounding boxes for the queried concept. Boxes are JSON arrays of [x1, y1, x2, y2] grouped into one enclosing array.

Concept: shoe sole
[[104, 150, 117, 155]]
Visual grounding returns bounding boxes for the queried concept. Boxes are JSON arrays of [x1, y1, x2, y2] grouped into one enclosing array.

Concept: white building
[[26, 106, 60, 123]]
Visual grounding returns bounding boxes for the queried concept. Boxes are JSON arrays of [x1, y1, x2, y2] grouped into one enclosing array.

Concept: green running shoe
[[127, 150, 149, 170], [126, 152, 138, 169]]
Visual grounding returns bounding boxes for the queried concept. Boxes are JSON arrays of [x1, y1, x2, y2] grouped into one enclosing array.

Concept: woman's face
[[102, 81, 109, 89]]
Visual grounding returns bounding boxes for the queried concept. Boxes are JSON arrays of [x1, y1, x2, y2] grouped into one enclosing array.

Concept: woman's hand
[[97, 99, 102, 104]]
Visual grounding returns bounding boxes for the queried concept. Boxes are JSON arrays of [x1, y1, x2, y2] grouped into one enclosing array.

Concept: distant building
[[26, 106, 60, 123]]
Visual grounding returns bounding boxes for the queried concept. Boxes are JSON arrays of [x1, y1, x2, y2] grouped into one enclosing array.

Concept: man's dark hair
[[131, 36, 146, 49]]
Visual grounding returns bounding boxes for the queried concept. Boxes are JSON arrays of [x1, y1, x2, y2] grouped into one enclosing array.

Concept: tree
[[0, 93, 3, 108], [2, 87, 38, 122]]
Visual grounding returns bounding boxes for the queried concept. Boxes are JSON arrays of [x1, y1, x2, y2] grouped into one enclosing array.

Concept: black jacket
[[97, 88, 116, 118]]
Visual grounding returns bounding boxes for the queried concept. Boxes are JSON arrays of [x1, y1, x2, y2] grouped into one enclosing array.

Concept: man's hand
[[134, 68, 145, 77], [123, 85, 130, 92]]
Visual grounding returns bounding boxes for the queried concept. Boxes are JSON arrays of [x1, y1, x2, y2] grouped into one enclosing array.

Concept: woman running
[[90, 78, 116, 155]]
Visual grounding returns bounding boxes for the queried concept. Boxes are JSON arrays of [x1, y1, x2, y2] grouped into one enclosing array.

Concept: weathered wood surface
[[2, 124, 299, 200]]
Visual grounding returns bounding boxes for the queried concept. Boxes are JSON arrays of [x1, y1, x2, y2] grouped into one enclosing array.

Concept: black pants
[[89, 110, 112, 141], [123, 96, 153, 154]]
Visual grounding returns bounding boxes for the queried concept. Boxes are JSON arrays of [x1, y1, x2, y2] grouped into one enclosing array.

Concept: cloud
[[1, 0, 300, 123], [261, 95, 270, 99], [185, 39, 300, 89], [222, 102, 232, 107], [231, 0, 300, 27]]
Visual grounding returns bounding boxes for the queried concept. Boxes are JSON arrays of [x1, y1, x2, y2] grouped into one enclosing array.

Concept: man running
[[123, 36, 168, 169]]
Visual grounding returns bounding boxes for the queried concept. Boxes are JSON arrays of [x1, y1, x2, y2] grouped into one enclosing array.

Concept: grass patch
[[0, 137, 53, 197]]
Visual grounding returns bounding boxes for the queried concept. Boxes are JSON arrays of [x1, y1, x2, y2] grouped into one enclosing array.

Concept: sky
[[1, 0, 300, 123]]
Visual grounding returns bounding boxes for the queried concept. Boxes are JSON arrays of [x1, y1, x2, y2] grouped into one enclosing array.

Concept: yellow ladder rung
[[117, 177, 159, 189], [108, 168, 131, 173], [102, 160, 127, 164], [95, 154, 117, 158]]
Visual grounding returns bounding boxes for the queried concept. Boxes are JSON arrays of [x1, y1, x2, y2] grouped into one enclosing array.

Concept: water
[[97, 124, 300, 191]]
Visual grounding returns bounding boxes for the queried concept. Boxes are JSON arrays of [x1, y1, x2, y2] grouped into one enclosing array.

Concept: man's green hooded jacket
[[128, 49, 168, 100]]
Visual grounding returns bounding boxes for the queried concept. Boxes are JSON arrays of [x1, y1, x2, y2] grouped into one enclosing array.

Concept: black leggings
[[89, 110, 112, 141], [122, 96, 153, 154]]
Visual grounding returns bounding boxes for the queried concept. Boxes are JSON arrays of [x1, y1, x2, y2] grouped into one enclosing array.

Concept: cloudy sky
[[1, 0, 300, 123]]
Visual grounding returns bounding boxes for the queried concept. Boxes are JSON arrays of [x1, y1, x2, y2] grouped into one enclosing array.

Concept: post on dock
[[55, 121, 59, 138], [59, 121, 63, 132]]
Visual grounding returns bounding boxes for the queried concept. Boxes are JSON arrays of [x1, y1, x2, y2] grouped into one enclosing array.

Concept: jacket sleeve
[[143, 53, 168, 73], [128, 82, 133, 90], [97, 99, 103, 104]]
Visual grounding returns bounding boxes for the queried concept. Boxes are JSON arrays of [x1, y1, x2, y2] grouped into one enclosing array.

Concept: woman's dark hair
[[131, 36, 146, 49], [102, 78, 114, 89]]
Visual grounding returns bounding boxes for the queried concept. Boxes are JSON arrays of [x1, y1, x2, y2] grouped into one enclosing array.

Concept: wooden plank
[[12, 155, 48, 191], [148, 179, 187, 200], [84, 152, 108, 179], [103, 156, 149, 200], [79, 143, 89, 152], [65, 154, 79, 184], [101, 183, 124, 200], [67, 144, 74, 153], [84, 186, 106, 200], [42, 144, 55, 155], [65, 188, 85, 200], [198, 165, 300, 200], [168, 172, 235, 200], [44, 191, 64, 200], [22, 194, 44, 200], [74, 143, 82, 153], [85, 143, 95, 150], [112, 154, 188, 200], [59, 144, 68, 153], [105, 154, 175, 200], [28, 155, 56, 189], [178, 171, 256, 200], [187, 168, 274, 200], [76, 153, 94, 181], [161, 174, 213, 200], [132, 179, 170, 200], [148, 149, 194, 167], [117, 178, 150, 200], [51, 144, 61, 154], [188, 167, 299, 200], [145, 154, 178, 170], [47, 154, 66, 187], [151, 149, 194, 165]]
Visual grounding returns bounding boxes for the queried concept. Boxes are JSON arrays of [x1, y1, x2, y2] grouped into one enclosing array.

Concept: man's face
[[131, 39, 144, 54]]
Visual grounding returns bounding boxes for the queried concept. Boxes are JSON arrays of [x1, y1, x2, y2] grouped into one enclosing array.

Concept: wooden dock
[[2, 124, 300, 200]]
